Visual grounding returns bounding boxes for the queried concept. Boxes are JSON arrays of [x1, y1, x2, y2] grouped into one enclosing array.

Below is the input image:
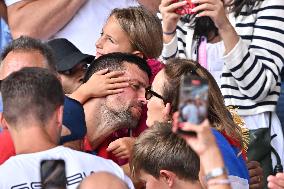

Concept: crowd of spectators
[[0, 0, 284, 188]]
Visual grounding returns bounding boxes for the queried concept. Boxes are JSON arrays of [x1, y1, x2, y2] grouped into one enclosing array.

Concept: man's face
[[103, 62, 149, 129], [59, 62, 88, 94], [0, 51, 47, 79]]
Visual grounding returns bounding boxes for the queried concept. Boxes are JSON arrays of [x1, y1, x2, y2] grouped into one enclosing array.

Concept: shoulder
[[260, 0, 284, 7], [64, 147, 122, 170], [254, 0, 284, 14]]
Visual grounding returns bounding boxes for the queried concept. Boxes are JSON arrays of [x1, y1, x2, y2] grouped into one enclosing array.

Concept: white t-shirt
[[0, 146, 134, 189], [5, 0, 140, 55]]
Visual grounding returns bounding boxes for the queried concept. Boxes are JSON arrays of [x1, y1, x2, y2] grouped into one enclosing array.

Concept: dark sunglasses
[[145, 87, 166, 103]]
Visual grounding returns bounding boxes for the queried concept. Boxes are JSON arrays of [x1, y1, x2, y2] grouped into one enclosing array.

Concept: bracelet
[[207, 179, 231, 186], [205, 167, 227, 181], [163, 28, 176, 35]]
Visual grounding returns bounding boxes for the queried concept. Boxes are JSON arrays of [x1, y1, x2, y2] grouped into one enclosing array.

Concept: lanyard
[[198, 36, 207, 69]]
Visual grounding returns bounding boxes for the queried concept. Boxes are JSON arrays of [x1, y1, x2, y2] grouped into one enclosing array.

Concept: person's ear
[[162, 103, 171, 121], [56, 105, 64, 129], [159, 170, 176, 187], [132, 51, 144, 59], [0, 112, 9, 129]]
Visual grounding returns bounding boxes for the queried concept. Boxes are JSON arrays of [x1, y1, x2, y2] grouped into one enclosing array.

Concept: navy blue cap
[[48, 38, 94, 72], [60, 96, 87, 144]]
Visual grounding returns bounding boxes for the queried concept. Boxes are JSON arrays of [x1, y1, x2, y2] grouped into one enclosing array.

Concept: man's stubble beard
[[101, 102, 140, 130]]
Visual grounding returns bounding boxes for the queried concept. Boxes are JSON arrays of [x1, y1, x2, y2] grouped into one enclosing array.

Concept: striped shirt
[[161, 0, 284, 116]]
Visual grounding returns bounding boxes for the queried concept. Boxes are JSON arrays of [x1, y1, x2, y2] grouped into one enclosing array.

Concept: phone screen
[[178, 74, 208, 126], [40, 159, 67, 189]]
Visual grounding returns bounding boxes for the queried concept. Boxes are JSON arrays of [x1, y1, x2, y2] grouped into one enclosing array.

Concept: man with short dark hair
[[83, 52, 151, 165], [0, 67, 134, 189], [0, 36, 86, 164], [131, 122, 202, 189], [0, 35, 56, 78]]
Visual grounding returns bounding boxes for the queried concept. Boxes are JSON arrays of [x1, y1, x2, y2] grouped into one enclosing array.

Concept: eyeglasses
[[145, 87, 166, 103]]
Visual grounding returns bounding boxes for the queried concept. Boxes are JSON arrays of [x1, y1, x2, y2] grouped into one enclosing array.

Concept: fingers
[[191, 0, 219, 4], [178, 119, 209, 133], [172, 112, 210, 134], [267, 173, 284, 188], [247, 161, 261, 169], [249, 183, 262, 189], [107, 141, 120, 152], [160, 0, 176, 7], [94, 68, 109, 75], [192, 3, 216, 13], [267, 174, 284, 188], [113, 151, 130, 159], [106, 82, 129, 89], [107, 143, 130, 159], [107, 77, 130, 84], [165, 1, 188, 12], [105, 89, 125, 95], [249, 175, 263, 186], [247, 161, 263, 188], [105, 70, 126, 78], [110, 147, 125, 155]]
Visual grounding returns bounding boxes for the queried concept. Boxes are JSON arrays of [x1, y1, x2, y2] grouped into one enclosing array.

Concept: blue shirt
[[0, 18, 12, 53], [212, 129, 250, 181]]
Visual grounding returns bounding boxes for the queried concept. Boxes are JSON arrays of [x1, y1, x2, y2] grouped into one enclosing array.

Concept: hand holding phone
[[41, 159, 67, 189], [177, 74, 208, 135], [174, 0, 196, 15]]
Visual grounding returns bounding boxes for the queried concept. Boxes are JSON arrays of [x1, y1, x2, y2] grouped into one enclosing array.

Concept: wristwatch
[[205, 167, 227, 181]]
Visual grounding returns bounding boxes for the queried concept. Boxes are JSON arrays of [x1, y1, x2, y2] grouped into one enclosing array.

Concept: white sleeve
[[4, 0, 22, 6]]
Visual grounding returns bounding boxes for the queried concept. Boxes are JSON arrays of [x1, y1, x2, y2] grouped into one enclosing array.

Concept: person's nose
[[137, 88, 147, 105], [95, 36, 104, 49]]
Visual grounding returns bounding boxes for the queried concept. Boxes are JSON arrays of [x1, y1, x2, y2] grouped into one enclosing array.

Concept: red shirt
[[0, 129, 16, 165]]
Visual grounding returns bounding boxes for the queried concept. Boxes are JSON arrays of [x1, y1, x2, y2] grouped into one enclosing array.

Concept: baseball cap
[[47, 38, 94, 72], [60, 96, 87, 144]]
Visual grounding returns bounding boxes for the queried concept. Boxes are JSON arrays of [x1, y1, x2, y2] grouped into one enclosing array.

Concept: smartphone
[[174, 0, 196, 15], [40, 159, 67, 189], [177, 74, 208, 135]]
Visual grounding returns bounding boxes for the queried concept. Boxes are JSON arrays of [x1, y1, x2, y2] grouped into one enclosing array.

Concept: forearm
[[200, 146, 225, 174], [7, 0, 86, 39], [200, 146, 231, 189], [219, 23, 239, 56], [69, 83, 89, 105]]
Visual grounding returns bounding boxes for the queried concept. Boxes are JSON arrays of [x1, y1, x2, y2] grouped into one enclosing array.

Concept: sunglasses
[[145, 87, 166, 104]]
